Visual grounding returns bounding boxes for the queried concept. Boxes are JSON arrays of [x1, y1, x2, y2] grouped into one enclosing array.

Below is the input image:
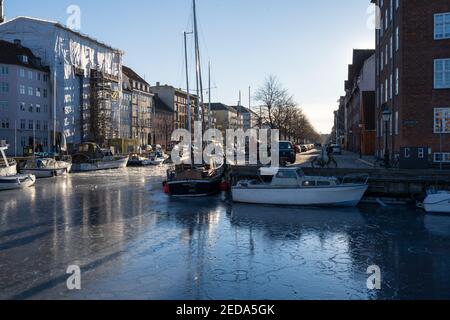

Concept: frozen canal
[[1, 166, 450, 300]]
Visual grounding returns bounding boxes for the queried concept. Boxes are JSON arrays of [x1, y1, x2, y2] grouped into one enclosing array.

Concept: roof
[[345, 49, 375, 90], [0, 40, 49, 72], [1, 16, 123, 54], [210, 103, 236, 112], [154, 95, 173, 113], [122, 65, 150, 86]]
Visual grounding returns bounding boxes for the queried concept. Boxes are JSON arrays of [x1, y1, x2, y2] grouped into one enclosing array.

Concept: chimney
[[156, 82, 160, 87], [14, 39, 21, 47], [0, 0, 4, 24]]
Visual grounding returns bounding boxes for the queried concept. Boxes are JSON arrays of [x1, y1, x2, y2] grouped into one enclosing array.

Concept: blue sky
[[4, 0, 374, 133]]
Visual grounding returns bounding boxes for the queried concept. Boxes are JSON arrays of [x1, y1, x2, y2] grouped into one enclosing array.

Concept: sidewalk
[[296, 150, 375, 169]]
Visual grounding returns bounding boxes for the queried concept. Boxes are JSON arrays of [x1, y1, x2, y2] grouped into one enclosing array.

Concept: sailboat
[[0, 143, 36, 191], [164, 0, 224, 197]]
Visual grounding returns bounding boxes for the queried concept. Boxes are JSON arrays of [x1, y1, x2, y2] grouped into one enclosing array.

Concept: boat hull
[[232, 184, 368, 207], [0, 174, 36, 191], [424, 193, 450, 214], [0, 165, 17, 177], [167, 178, 222, 197], [21, 167, 70, 178], [71, 157, 129, 172]]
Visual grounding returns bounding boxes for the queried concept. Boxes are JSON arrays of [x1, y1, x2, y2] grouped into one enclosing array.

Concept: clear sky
[[3, 0, 374, 133]]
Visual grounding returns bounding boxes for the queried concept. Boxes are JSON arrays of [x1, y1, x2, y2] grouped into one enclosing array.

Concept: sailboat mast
[[208, 61, 211, 129], [184, 31, 192, 134], [193, 0, 205, 130]]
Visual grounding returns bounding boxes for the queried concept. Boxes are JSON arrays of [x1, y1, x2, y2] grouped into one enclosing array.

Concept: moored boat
[[71, 143, 129, 172], [0, 174, 36, 191], [232, 167, 368, 207], [165, 163, 225, 197], [20, 158, 72, 178], [128, 154, 152, 167], [0, 143, 17, 177], [423, 189, 450, 214]]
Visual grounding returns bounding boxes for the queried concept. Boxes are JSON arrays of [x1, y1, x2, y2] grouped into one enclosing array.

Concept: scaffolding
[[86, 69, 120, 146]]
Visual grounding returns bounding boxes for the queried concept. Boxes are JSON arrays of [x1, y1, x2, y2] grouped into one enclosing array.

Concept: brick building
[[153, 94, 174, 150], [372, 0, 450, 164], [344, 49, 376, 155]]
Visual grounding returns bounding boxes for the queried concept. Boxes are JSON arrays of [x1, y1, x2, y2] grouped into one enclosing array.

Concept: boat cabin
[[257, 167, 340, 188]]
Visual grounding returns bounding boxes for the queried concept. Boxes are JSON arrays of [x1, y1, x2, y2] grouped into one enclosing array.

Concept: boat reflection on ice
[[231, 203, 364, 229]]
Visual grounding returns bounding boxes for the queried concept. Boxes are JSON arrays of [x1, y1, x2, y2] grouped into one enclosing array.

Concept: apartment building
[[150, 84, 197, 131], [0, 40, 52, 156], [122, 66, 153, 147], [344, 49, 376, 155], [372, 0, 450, 164]]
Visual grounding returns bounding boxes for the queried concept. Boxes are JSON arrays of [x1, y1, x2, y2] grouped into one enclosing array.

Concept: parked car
[[300, 145, 308, 153], [279, 141, 296, 164]]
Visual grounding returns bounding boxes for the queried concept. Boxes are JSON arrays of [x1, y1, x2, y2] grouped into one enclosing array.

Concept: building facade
[[232, 105, 258, 130], [0, 40, 52, 156], [210, 103, 242, 137], [122, 66, 153, 147], [344, 50, 376, 155], [0, 17, 123, 150], [153, 94, 174, 150], [150, 84, 197, 131], [372, 0, 450, 164]]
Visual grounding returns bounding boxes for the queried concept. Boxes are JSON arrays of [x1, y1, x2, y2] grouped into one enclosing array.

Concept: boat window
[[317, 181, 331, 186], [302, 180, 317, 187], [276, 170, 297, 179], [279, 142, 292, 150]]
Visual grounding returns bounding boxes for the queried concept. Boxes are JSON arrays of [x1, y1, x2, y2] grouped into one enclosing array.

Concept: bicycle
[[373, 155, 399, 169], [311, 155, 338, 169]]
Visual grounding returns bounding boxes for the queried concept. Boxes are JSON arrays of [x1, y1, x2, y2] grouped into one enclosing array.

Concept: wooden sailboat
[[164, 0, 224, 197]]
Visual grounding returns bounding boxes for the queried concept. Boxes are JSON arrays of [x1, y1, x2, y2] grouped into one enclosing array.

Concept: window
[[395, 68, 399, 95], [0, 66, 8, 75], [36, 104, 41, 113], [381, 83, 384, 102], [434, 59, 450, 89], [390, 35, 393, 59], [37, 73, 41, 81], [0, 82, 8, 92], [20, 119, 25, 129], [396, 27, 399, 51], [43, 89, 48, 98], [385, 45, 388, 65], [434, 108, 450, 133], [28, 87, 33, 96], [44, 104, 48, 113], [395, 111, 399, 135], [385, 9, 388, 29], [21, 56, 28, 64], [19, 102, 25, 111], [21, 136, 26, 147], [19, 69, 25, 77], [1, 119, 10, 129], [396, 0, 399, 10], [36, 88, 41, 97], [43, 75, 49, 82], [19, 85, 25, 94], [385, 79, 388, 102], [389, 74, 393, 99], [29, 104, 33, 113], [43, 121, 48, 130], [0, 101, 7, 110], [28, 71, 33, 80], [381, 52, 384, 71], [36, 120, 41, 131], [434, 153, 450, 163], [434, 13, 450, 40], [28, 120, 33, 130]]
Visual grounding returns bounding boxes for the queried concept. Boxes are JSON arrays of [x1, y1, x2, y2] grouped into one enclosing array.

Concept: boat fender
[[220, 181, 230, 192], [163, 181, 170, 194]]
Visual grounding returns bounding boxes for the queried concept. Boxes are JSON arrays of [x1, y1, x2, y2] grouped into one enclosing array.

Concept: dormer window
[[20, 55, 29, 64]]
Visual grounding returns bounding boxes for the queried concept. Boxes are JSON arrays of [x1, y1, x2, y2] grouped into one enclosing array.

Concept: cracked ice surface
[[1, 166, 450, 300]]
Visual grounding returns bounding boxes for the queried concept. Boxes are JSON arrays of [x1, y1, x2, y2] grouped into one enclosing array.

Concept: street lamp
[[382, 105, 392, 168]]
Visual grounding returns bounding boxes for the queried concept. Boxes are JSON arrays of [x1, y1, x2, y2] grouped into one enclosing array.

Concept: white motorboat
[[423, 189, 450, 214], [0, 143, 36, 191], [0, 144, 17, 176], [232, 167, 369, 207], [0, 174, 36, 191], [149, 150, 168, 166], [20, 158, 72, 178], [71, 143, 129, 172]]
